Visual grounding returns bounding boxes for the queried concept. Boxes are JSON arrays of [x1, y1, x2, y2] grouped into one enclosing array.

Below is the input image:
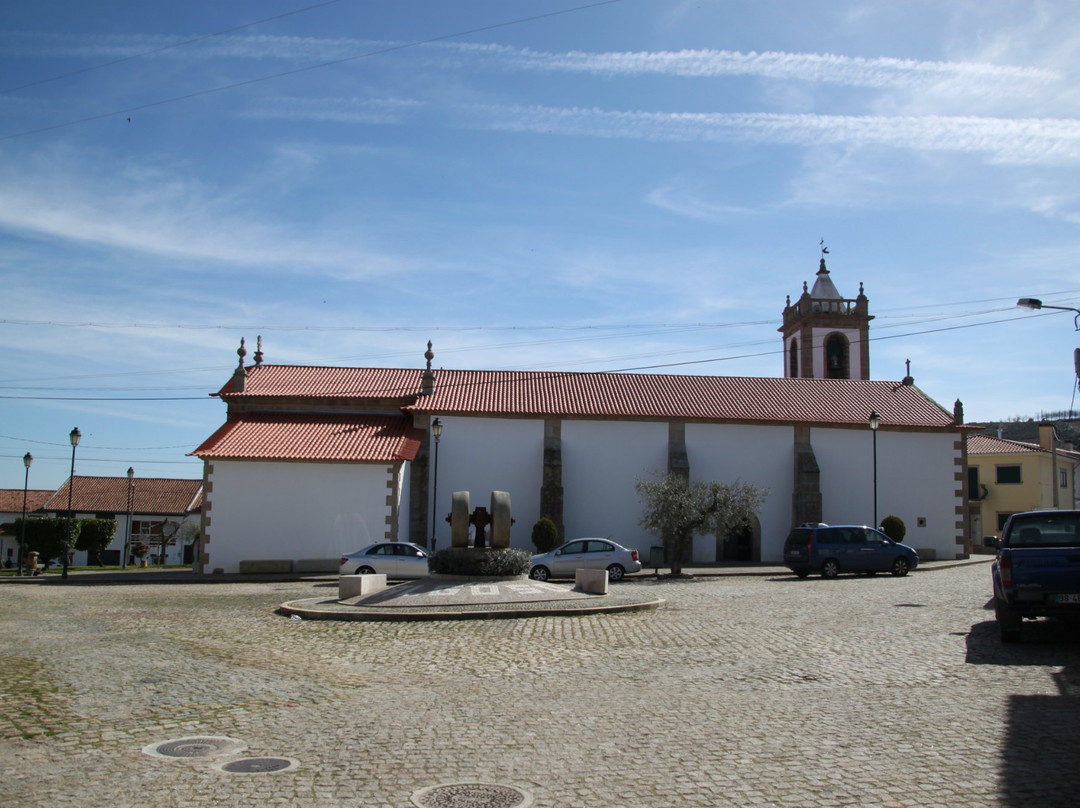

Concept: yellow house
[[967, 424, 1080, 547]]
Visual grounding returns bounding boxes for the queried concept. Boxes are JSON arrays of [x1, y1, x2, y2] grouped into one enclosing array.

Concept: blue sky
[[3, 0, 1080, 492]]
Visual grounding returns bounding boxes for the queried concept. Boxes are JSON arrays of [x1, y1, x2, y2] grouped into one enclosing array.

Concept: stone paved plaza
[[2, 561, 1079, 807]]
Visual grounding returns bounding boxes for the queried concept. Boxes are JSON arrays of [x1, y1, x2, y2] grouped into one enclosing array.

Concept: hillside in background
[[974, 411, 1080, 446]]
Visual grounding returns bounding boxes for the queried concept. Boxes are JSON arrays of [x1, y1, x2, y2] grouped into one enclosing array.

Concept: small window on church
[[789, 339, 798, 376], [825, 334, 849, 379]]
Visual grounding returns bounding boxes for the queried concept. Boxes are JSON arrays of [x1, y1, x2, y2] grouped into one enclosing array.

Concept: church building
[[191, 259, 971, 574]]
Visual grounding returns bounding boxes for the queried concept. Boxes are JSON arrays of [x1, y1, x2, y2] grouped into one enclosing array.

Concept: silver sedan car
[[339, 542, 430, 578], [529, 538, 642, 582]]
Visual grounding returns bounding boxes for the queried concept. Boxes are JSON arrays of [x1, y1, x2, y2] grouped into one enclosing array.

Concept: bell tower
[[780, 247, 873, 380]]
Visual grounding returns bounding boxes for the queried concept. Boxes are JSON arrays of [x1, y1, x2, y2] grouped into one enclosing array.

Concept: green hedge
[[429, 547, 531, 577]]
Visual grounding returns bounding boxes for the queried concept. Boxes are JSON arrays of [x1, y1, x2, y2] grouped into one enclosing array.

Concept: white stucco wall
[[63, 512, 200, 567], [686, 423, 795, 562], [812, 427, 962, 559], [427, 416, 543, 550], [562, 420, 669, 554], [203, 460, 394, 573]]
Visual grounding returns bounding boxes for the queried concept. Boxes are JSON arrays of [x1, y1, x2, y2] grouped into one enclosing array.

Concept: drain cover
[[411, 783, 532, 808], [215, 757, 298, 774], [142, 736, 246, 760]]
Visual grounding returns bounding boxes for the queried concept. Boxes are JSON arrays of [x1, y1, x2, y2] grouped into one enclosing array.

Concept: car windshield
[[1006, 513, 1080, 547]]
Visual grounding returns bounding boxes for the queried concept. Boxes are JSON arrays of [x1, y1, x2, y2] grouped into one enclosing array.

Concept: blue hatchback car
[[783, 524, 919, 579]]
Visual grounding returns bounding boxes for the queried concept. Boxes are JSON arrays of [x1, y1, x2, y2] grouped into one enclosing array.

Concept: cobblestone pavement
[[2, 561, 1079, 807]]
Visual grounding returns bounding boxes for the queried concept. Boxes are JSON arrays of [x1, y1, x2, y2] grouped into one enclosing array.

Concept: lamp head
[[431, 417, 443, 440], [70, 427, 81, 447], [127, 467, 134, 481], [868, 411, 881, 431], [23, 452, 33, 469], [1017, 298, 1043, 310]]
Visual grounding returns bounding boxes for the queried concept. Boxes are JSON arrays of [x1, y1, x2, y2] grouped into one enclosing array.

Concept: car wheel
[[995, 598, 1022, 643], [795, 569, 811, 579], [529, 565, 550, 582], [890, 557, 910, 577], [606, 564, 625, 582], [820, 559, 840, 579], [357, 566, 376, 575]]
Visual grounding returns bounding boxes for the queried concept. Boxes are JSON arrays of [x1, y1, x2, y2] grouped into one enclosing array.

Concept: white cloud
[[242, 96, 422, 125], [0, 149, 411, 278], [465, 105, 1080, 165], [646, 182, 765, 220], [492, 46, 1059, 89]]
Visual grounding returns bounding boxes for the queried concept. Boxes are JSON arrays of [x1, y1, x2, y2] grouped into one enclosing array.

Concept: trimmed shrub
[[880, 514, 906, 543], [20, 517, 79, 570], [429, 547, 531, 577], [531, 517, 559, 554], [76, 518, 119, 565]]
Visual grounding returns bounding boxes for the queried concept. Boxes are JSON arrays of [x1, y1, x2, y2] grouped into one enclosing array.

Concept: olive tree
[[635, 472, 768, 575]]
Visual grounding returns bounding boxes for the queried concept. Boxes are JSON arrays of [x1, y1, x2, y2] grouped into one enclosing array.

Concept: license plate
[[1054, 593, 1080, 604]]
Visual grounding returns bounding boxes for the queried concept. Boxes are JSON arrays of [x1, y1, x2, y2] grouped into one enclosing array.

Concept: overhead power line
[[2, 0, 626, 141], [2, 0, 345, 94], [0, 310, 1041, 401]]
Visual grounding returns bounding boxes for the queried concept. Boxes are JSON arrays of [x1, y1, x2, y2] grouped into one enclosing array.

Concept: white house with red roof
[[191, 262, 973, 574], [43, 475, 204, 566]]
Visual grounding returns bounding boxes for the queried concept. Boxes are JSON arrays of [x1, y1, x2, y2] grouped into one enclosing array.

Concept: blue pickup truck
[[992, 510, 1080, 642]]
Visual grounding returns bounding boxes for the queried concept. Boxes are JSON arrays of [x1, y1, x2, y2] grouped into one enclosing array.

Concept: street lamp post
[[869, 411, 881, 529], [123, 467, 134, 570], [17, 452, 32, 576], [430, 418, 443, 553], [63, 427, 81, 580], [1017, 297, 1080, 330]]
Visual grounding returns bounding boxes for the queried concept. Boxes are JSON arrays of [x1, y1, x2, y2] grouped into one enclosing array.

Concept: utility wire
[[1, 0, 626, 141], [0, 310, 1041, 401], [2, 0, 345, 94]]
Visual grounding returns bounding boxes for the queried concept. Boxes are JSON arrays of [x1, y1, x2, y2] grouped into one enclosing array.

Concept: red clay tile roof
[[967, 432, 1080, 460], [0, 489, 53, 514], [967, 434, 1041, 455], [191, 413, 424, 462], [44, 477, 203, 515], [216, 365, 959, 429]]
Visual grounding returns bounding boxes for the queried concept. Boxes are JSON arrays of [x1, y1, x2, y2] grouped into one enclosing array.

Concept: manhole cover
[[411, 782, 532, 808], [215, 757, 298, 774], [142, 736, 246, 760]]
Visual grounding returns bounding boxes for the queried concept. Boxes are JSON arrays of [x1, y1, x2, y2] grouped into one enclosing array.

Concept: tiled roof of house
[[192, 413, 424, 462], [967, 432, 1080, 460], [0, 489, 53, 514], [216, 365, 959, 429], [44, 477, 203, 515]]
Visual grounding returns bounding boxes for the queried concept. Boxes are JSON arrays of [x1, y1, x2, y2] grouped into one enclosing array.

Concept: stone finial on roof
[[232, 338, 248, 393], [953, 399, 964, 425], [421, 340, 435, 396], [902, 358, 914, 386], [254, 335, 264, 366]]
